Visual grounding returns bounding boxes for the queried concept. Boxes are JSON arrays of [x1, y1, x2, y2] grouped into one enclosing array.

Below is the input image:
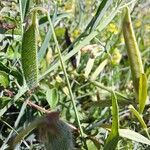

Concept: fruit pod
[[122, 7, 144, 97], [21, 12, 38, 89]]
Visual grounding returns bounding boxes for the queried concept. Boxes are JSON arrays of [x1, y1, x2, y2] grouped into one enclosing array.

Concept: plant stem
[[19, 0, 24, 36], [91, 80, 129, 101], [46, 12, 85, 140]]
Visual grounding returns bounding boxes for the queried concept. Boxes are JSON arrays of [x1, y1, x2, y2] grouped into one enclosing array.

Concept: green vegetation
[[0, 0, 150, 149]]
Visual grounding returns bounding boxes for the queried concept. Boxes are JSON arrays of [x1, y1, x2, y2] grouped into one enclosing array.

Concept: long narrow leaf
[[119, 129, 150, 145], [91, 59, 108, 81], [86, 0, 113, 31], [40, 6, 119, 80], [20, 0, 30, 21], [138, 73, 148, 113], [84, 58, 95, 78], [38, 28, 52, 62], [128, 105, 150, 138], [104, 92, 119, 150], [92, 0, 113, 30]]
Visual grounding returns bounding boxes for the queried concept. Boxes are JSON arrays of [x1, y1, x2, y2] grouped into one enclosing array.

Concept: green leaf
[[138, 73, 148, 114], [129, 105, 147, 129], [104, 92, 119, 150], [86, 136, 101, 150], [46, 88, 58, 109], [0, 97, 11, 109], [0, 84, 28, 117], [20, 0, 30, 21], [0, 71, 9, 88], [86, 0, 113, 31], [21, 12, 38, 89], [0, 62, 23, 85], [86, 139, 99, 150], [38, 28, 52, 62], [39, 0, 121, 81], [38, 13, 71, 62], [119, 129, 150, 145], [128, 105, 150, 138], [91, 59, 108, 81], [40, 5, 119, 80]]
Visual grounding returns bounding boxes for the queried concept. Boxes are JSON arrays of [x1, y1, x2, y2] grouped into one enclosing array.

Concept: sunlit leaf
[[86, 139, 99, 150], [46, 88, 58, 109], [138, 73, 147, 114], [0, 71, 9, 88], [84, 58, 95, 78], [20, 0, 30, 21], [91, 59, 108, 81], [119, 129, 150, 145], [128, 105, 149, 138], [0, 62, 23, 85]]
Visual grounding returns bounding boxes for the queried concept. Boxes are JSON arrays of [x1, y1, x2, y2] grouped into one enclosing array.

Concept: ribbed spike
[[21, 12, 38, 89]]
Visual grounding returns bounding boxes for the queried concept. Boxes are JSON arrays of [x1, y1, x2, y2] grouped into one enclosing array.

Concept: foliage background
[[0, 0, 150, 149]]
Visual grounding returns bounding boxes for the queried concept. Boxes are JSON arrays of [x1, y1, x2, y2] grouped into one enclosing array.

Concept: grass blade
[[40, 6, 119, 80], [119, 129, 150, 145], [38, 28, 52, 62], [128, 105, 150, 138], [138, 73, 148, 113], [20, 0, 30, 21], [46, 12, 86, 147], [38, 13, 71, 62], [86, 0, 113, 31], [84, 58, 95, 78], [91, 59, 108, 81], [0, 85, 28, 117], [104, 92, 119, 150]]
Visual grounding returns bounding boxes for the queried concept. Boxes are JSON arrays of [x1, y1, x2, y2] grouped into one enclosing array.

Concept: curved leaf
[[104, 92, 119, 150], [138, 73, 147, 113], [119, 129, 150, 145]]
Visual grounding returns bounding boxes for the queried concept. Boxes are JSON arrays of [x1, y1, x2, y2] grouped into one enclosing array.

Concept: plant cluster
[[0, 0, 150, 149]]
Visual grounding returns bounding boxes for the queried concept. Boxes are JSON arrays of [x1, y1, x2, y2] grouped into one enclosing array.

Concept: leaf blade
[[104, 92, 119, 150], [119, 129, 150, 145], [138, 73, 148, 113]]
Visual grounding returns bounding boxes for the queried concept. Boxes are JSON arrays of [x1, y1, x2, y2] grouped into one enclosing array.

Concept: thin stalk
[[19, 0, 24, 36], [46, 12, 85, 141], [91, 80, 130, 101]]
